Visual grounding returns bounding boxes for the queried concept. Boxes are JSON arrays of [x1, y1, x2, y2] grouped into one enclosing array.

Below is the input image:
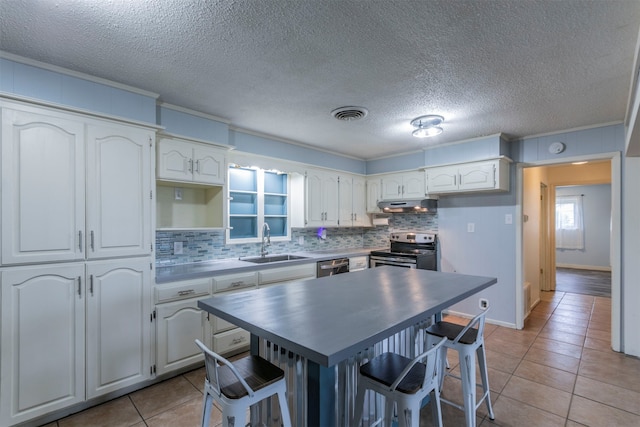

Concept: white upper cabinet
[[1, 103, 154, 265], [305, 168, 339, 227], [339, 174, 370, 227], [86, 123, 153, 259], [425, 158, 510, 194], [380, 171, 426, 200], [1, 106, 86, 264], [157, 136, 225, 185], [366, 178, 382, 213]]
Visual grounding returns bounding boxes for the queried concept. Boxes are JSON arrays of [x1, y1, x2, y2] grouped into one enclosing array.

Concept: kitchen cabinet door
[[1, 107, 85, 265], [458, 161, 497, 191], [338, 175, 354, 225], [402, 171, 427, 199], [1, 264, 85, 426], [86, 258, 152, 398], [192, 145, 225, 184], [339, 175, 370, 226], [157, 139, 192, 181], [381, 174, 404, 200], [155, 298, 210, 376], [352, 176, 370, 226], [425, 165, 459, 193], [366, 178, 381, 213], [86, 123, 153, 259]]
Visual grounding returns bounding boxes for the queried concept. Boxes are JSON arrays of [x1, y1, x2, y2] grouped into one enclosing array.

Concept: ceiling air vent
[[331, 106, 368, 121]]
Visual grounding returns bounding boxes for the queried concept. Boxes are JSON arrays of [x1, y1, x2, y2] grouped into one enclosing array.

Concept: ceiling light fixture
[[411, 115, 444, 138]]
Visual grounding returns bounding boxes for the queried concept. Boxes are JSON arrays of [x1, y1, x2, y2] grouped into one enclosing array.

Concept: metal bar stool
[[195, 339, 292, 427], [425, 308, 495, 427], [351, 336, 447, 427]]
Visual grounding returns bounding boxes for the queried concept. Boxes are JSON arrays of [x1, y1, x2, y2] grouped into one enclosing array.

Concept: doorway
[[518, 154, 620, 350]]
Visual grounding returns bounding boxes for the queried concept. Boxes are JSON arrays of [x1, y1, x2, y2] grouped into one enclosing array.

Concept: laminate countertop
[[155, 247, 383, 283], [198, 266, 497, 366]]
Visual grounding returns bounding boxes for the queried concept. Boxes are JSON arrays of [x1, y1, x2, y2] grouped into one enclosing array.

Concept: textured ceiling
[[1, 0, 639, 160]]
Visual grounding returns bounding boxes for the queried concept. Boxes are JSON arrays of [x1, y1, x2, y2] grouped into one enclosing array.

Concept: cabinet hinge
[[150, 262, 153, 270], [148, 136, 153, 146], [150, 190, 153, 199], [150, 309, 156, 322], [150, 364, 156, 375]]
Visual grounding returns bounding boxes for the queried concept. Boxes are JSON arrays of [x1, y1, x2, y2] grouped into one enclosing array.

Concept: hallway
[[556, 267, 611, 298]]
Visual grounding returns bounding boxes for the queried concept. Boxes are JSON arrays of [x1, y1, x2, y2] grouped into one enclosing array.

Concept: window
[[227, 167, 289, 242], [555, 195, 584, 249]]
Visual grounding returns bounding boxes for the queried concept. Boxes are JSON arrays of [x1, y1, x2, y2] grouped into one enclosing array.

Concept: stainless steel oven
[[369, 232, 437, 271]]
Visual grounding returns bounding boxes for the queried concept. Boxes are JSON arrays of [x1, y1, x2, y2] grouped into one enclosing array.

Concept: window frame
[[226, 166, 291, 244]]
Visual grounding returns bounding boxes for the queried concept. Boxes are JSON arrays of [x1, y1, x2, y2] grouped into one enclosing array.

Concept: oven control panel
[[389, 233, 436, 244]]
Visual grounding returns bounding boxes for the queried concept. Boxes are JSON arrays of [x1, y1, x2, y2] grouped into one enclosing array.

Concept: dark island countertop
[[198, 266, 497, 367]]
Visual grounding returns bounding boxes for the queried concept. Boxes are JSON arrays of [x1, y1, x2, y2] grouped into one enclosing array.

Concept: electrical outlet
[[479, 298, 489, 309], [467, 223, 475, 233], [298, 236, 304, 245], [173, 241, 183, 255], [174, 188, 183, 200]]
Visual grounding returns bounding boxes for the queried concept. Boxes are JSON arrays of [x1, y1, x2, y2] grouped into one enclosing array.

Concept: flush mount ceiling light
[[411, 115, 444, 138]]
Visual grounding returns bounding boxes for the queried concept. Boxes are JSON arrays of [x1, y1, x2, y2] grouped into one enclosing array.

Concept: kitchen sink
[[242, 254, 310, 264]]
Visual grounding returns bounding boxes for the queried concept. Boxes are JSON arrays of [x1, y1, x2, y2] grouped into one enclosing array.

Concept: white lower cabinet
[[0, 258, 151, 426], [211, 272, 258, 355], [258, 263, 316, 286], [85, 258, 152, 399], [155, 298, 212, 376], [154, 278, 212, 376], [1, 264, 85, 426]]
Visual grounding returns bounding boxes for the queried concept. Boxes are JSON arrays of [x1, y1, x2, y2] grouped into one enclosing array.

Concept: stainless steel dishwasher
[[316, 257, 349, 277]]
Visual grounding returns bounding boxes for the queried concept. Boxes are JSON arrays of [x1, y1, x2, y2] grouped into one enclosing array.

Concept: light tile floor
[[42, 291, 639, 427]]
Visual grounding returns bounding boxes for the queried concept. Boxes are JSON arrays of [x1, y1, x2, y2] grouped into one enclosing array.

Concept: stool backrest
[[390, 336, 447, 392], [451, 307, 489, 345], [195, 339, 255, 398]]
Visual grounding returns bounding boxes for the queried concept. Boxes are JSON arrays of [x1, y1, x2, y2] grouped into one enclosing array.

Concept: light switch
[[505, 214, 513, 224], [467, 223, 475, 233], [174, 188, 183, 200], [173, 241, 183, 254], [298, 236, 304, 245]]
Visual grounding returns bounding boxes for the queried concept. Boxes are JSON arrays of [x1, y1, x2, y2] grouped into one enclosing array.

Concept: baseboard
[[443, 309, 517, 329], [556, 263, 611, 272]]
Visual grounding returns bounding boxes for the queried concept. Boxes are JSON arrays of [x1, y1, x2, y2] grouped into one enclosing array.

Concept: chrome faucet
[[261, 223, 271, 257]]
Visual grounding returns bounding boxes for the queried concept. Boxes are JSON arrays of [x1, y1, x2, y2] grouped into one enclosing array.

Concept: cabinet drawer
[[213, 328, 250, 354], [212, 316, 237, 333], [155, 279, 211, 303], [259, 264, 316, 286], [213, 272, 258, 292]]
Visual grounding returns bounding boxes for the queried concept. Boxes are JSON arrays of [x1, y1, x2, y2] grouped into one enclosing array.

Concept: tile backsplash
[[156, 213, 438, 266]]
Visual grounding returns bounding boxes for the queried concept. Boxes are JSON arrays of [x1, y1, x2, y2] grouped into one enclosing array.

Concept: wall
[[555, 184, 611, 269], [156, 214, 438, 265]]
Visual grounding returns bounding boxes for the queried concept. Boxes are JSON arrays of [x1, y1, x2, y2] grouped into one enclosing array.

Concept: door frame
[[515, 152, 620, 351]]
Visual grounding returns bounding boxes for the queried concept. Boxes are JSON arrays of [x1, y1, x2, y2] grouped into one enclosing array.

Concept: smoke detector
[[331, 106, 368, 121]]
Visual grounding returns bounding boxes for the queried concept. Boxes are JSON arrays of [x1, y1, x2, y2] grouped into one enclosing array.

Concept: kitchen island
[[198, 266, 497, 426]]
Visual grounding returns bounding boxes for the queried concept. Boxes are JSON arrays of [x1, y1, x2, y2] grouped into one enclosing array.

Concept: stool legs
[[458, 349, 476, 427], [276, 388, 293, 427], [476, 344, 495, 420]]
